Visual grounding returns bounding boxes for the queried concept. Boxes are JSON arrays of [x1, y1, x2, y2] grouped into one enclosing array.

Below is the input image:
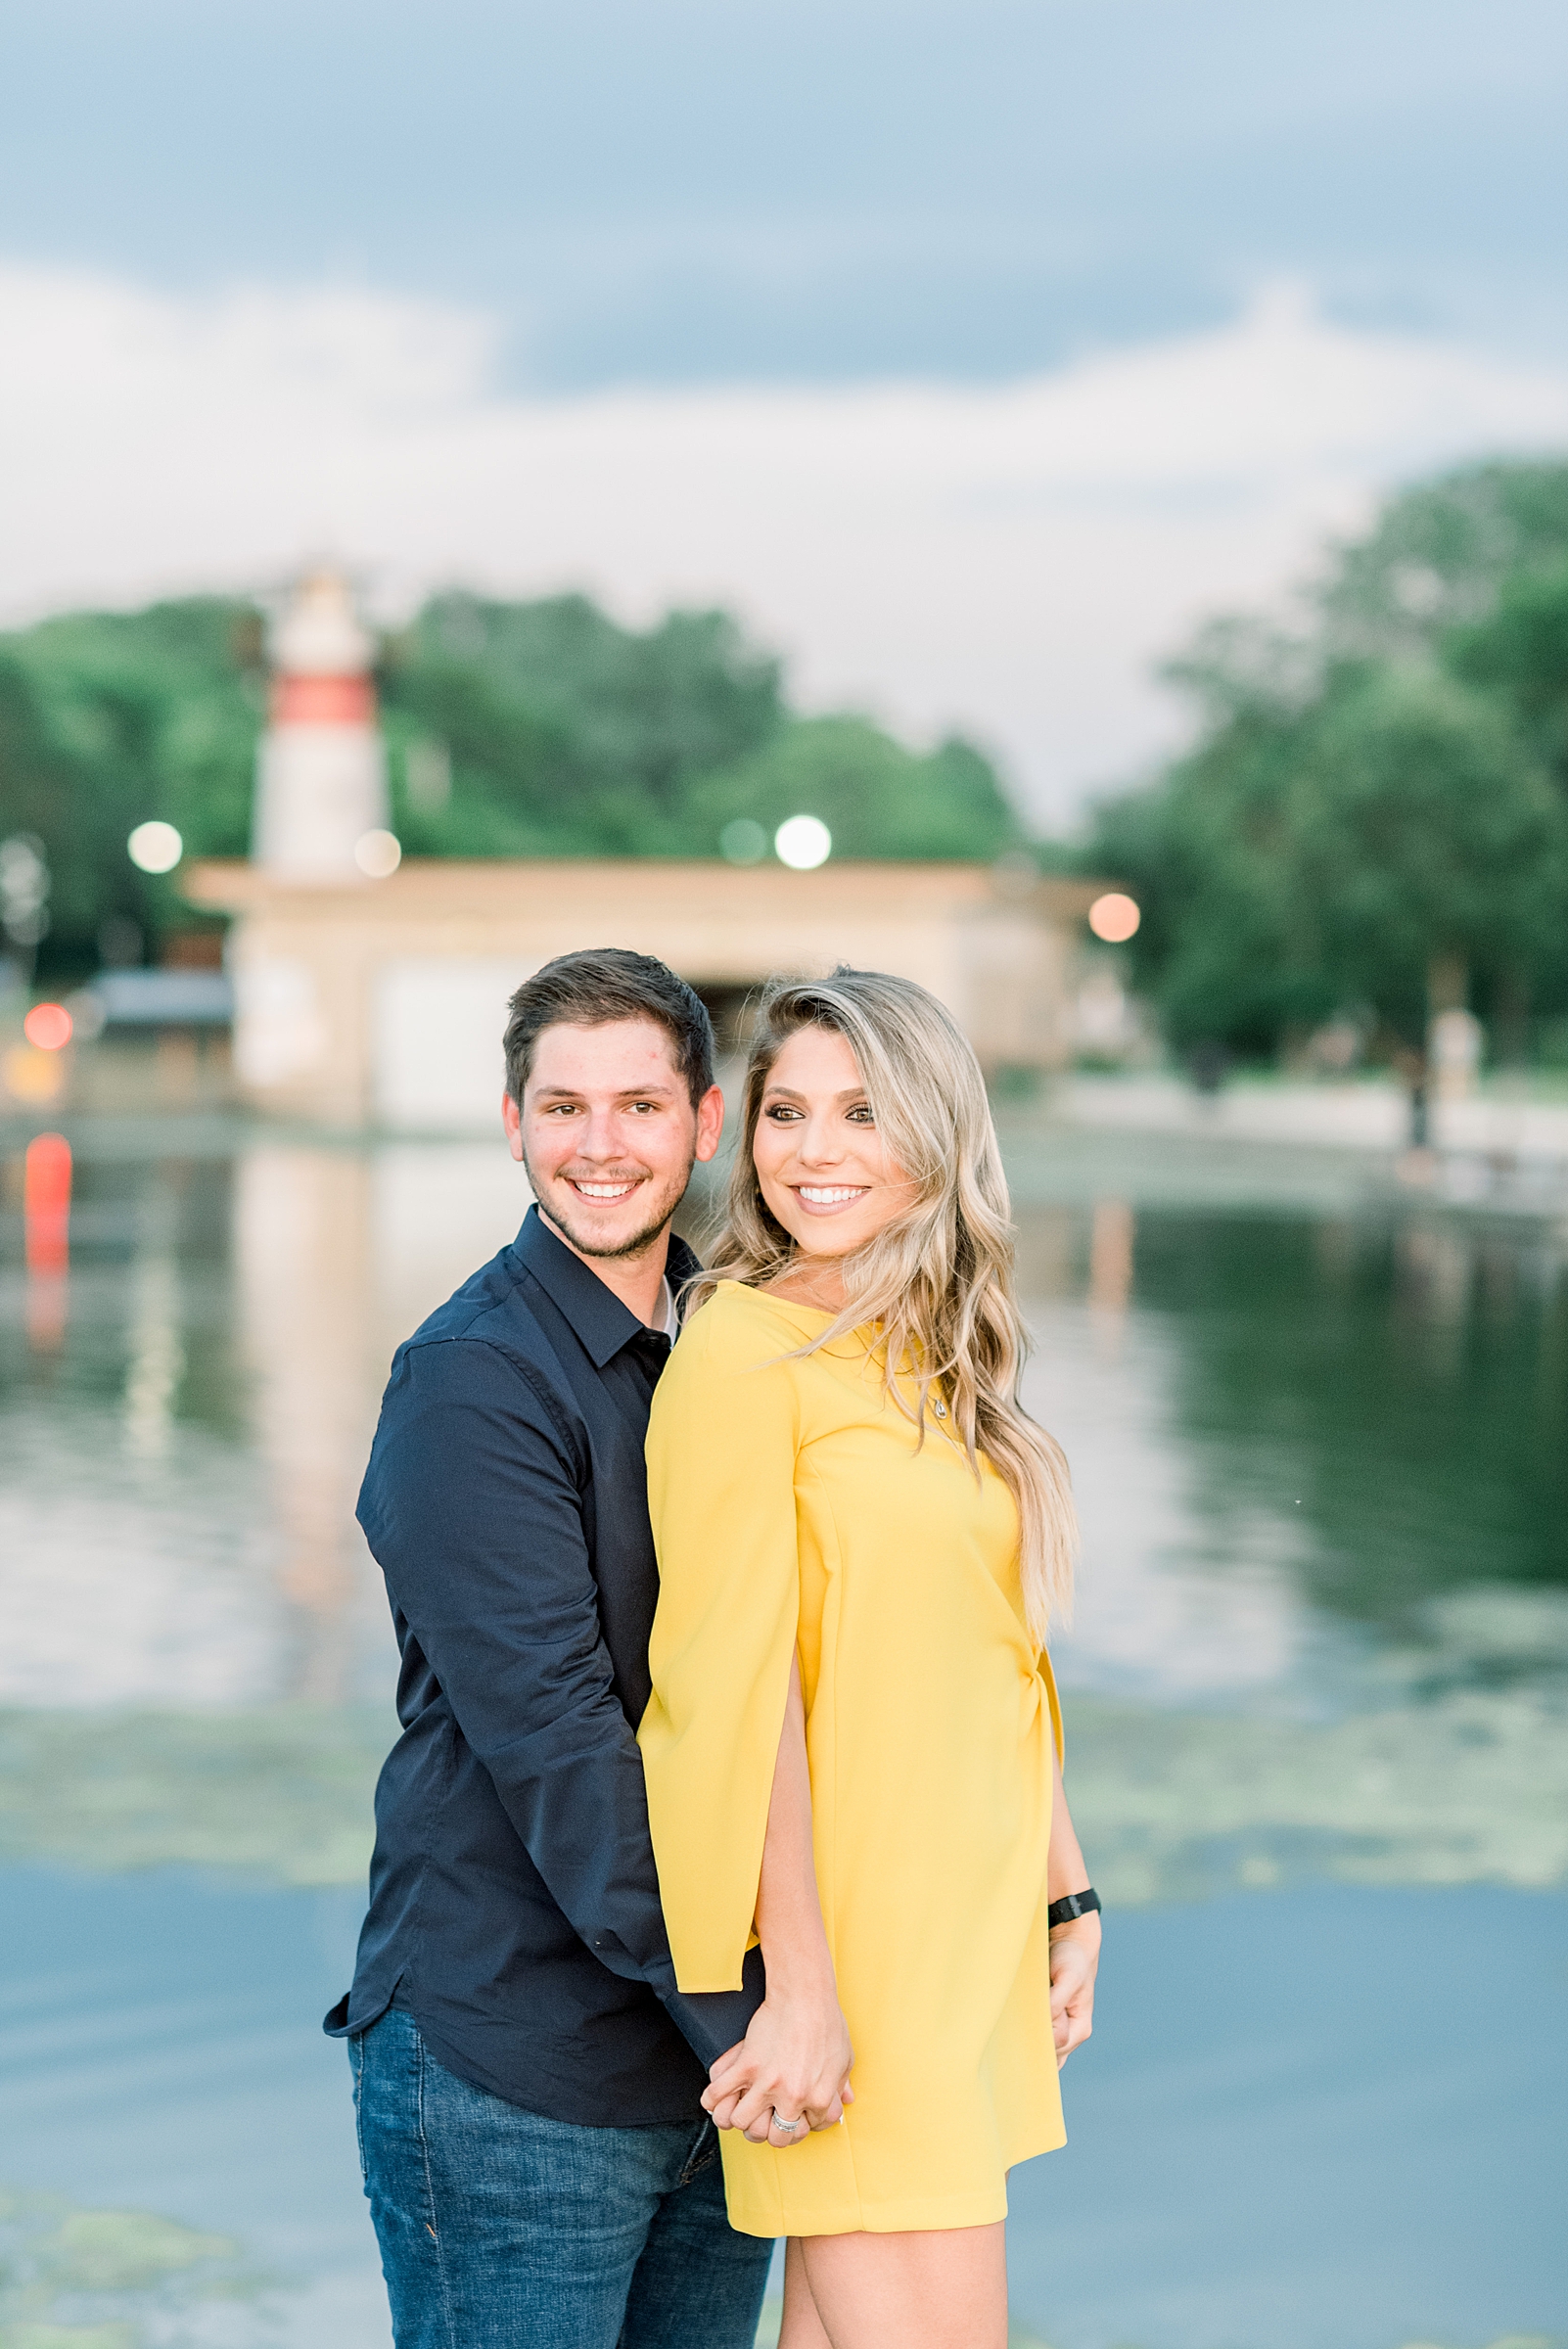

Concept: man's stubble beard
[[522, 1144, 697, 1263]]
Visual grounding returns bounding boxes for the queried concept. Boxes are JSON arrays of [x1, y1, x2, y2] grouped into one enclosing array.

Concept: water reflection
[[123, 1182, 185, 1460], [0, 2189, 254, 2348], [23, 1131, 70, 1353], [2, 1135, 1565, 1732], [236, 1149, 381, 1702], [1118, 1210, 1568, 1634], [1086, 1195, 1134, 1342]]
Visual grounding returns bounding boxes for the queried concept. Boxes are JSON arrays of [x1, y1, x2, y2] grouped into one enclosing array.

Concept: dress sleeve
[[638, 1293, 804, 1993]]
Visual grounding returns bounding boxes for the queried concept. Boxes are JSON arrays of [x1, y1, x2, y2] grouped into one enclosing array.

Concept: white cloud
[[3, 264, 1567, 822]]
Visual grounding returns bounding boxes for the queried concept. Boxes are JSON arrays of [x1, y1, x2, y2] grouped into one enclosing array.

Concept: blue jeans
[[350, 2008, 772, 2348]]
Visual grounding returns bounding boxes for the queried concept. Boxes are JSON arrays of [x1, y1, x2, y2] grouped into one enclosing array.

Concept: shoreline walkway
[[1054, 1074, 1568, 1165]]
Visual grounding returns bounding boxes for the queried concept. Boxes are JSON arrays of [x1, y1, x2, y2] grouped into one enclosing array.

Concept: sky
[[3, 0, 1566, 823]]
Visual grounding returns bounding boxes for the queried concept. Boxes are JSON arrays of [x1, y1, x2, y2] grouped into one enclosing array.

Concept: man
[[326, 948, 773, 2348]]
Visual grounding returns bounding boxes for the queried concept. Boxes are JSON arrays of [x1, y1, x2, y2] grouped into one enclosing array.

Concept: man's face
[[502, 1017, 724, 1262]]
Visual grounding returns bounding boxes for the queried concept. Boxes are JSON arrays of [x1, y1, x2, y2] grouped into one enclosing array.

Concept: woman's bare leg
[[781, 2224, 1007, 2349], [779, 2237, 834, 2348]]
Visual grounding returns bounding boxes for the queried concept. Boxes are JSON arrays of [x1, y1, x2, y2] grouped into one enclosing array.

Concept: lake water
[[2, 1110, 1565, 2349]]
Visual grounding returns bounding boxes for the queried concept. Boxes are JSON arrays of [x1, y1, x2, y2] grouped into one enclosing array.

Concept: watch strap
[[1047, 1887, 1101, 1928]]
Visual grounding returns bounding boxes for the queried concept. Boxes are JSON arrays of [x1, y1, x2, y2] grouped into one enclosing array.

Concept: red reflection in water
[[24, 1130, 71, 1350]]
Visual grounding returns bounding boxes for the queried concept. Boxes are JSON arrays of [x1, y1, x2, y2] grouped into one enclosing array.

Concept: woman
[[638, 970, 1101, 2349]]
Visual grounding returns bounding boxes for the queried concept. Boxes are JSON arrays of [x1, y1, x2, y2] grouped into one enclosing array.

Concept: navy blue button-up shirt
[[325, 1204, 761, 2126]]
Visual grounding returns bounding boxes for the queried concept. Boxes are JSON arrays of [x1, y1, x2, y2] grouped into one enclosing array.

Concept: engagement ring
[[772, 2112, 804, 2135]]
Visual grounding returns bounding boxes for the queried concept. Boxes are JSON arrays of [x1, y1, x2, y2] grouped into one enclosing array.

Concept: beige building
[[189, 857, 1100, 1131]]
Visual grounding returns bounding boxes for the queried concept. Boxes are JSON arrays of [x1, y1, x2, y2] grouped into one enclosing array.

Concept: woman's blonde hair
[[698, 968, 1076, 1638]]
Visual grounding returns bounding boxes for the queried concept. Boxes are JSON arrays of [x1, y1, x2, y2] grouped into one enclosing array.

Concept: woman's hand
[[703, 1975, 854, 2147], [1049, 1912, 1099, 2068]]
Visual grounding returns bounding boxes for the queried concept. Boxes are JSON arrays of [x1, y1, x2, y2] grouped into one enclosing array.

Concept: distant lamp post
[[719, 818, 768, 866], [128, 821, 184, 874], [775, 815, 832, 871], [1429, 1006, 1482, 1103], [353, 829, 402, 878], [1, 833, 51, 973], [1087, 892, 1140, 944]]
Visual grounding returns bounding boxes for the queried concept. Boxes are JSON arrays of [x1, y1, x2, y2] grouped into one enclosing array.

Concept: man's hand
[[702, 1978, 853, 2149], [1049, 1912, 1100, 2068]]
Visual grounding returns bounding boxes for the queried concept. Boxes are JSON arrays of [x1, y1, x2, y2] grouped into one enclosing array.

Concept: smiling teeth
[[799, 1187, 864, 1204], [573, 1181, 635, 1198]]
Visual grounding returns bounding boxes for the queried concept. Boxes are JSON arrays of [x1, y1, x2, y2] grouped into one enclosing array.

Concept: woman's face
[[752, 1025, 917, 1261]]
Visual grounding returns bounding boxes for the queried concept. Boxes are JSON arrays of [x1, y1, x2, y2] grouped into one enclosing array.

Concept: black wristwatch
[[1047, 1888, 1101, 1928]]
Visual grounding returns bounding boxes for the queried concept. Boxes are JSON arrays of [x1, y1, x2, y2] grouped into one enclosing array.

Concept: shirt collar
[[511, 1203, 703, 1370]]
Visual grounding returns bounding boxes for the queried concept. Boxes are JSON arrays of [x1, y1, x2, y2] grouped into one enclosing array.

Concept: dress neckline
[[748, 1280, 837, 1320], [716, 1278, 888, 1351]]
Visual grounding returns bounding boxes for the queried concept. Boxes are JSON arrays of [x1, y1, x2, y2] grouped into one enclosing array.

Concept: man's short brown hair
[[503, 948, 715, 1108]]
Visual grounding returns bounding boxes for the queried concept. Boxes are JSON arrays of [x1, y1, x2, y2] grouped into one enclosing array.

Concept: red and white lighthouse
[[252, 570, 391, 878]]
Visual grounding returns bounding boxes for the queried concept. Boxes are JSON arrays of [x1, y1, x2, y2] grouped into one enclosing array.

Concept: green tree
[[1289, 666, 1565, 1049], [0, 599, 260, 972], [1324, 459, 1568, 660], [1083, 458, 1568, 1066], [1447, 559, 1568, 781], [385, 593, 787, 854], [1084, 632, 1335, 1055], [13, 598, 262, 859], [677, 716, 1020, 864]]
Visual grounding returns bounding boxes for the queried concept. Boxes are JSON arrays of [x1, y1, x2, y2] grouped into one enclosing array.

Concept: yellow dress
[[638, 1280, 1066, 2239]]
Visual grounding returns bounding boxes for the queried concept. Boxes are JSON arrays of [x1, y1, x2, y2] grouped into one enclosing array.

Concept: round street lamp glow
[[774, 814, 832, 871], [353, 828, 402, 878], [23, 1002, 73, 1051], [127, 821, 183, 874], [1087, 892, 1140, 944]]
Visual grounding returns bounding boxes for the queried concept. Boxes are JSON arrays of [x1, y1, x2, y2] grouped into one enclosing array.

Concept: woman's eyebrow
[[761, 1084, 868, 1104]]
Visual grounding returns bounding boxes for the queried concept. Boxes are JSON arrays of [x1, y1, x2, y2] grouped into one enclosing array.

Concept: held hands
[[703, 1971, 854, 2150], [1049, 1911, 1100, 2069]]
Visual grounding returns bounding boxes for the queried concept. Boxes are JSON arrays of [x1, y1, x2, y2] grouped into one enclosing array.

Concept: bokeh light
[[774, 814, 832, 870], [23, 1002, 73, 1051], [719, 817, 767, 865], [353, 829, 402, 878], [1088, 891, 1140, 943], [1, 1044, 66, 1104], [127, 820, 183, 873]]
